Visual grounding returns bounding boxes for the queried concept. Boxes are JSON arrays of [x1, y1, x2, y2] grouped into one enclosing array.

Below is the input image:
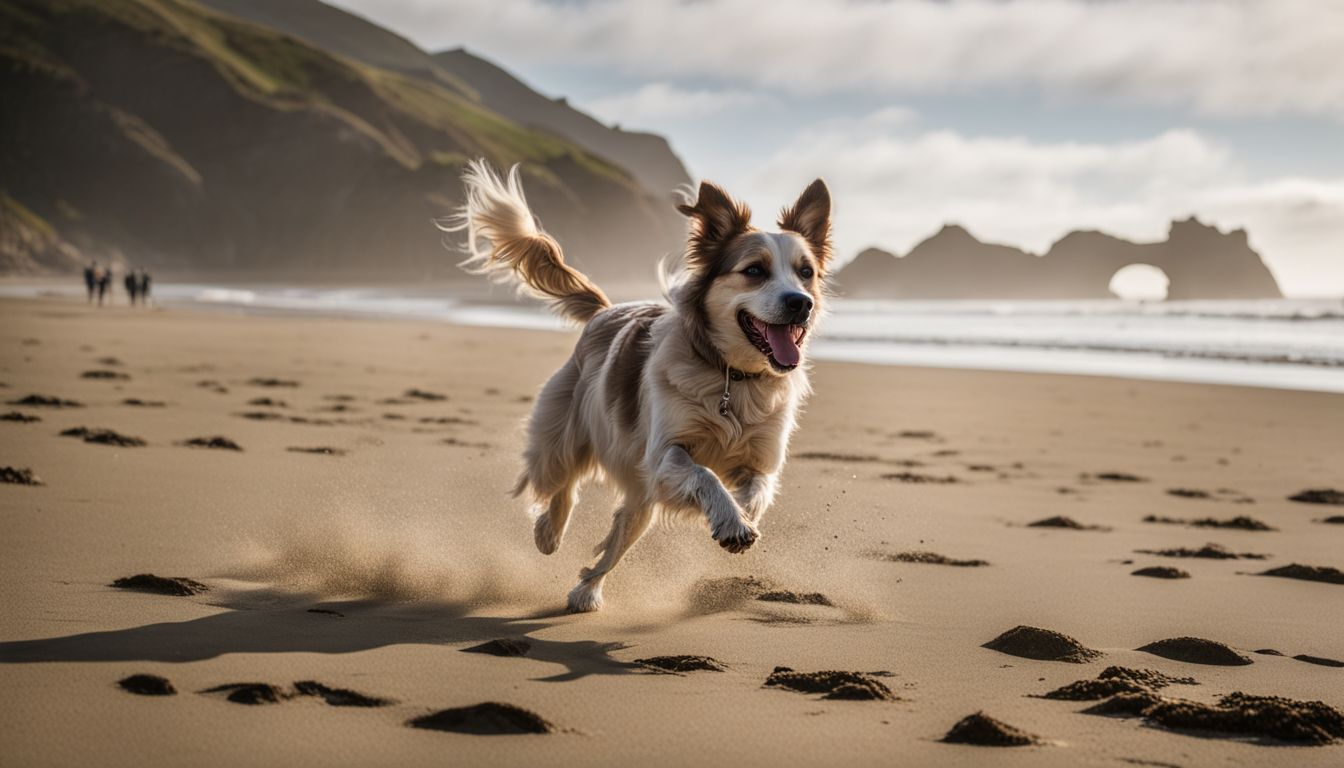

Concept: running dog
[[446, 160, 831, 611]]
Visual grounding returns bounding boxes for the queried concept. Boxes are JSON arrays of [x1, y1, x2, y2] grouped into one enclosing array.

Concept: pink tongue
[[764, 324, 801, 367]]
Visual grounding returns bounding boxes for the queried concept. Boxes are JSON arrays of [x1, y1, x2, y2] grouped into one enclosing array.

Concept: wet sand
[[1, 296, 1342, 766]]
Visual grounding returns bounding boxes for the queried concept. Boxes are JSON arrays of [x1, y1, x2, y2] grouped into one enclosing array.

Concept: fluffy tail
[[440, 160, 611, 324]]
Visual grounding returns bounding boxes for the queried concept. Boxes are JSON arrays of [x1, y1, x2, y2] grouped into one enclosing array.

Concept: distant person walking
[[84, 263, 97, 303], [96, 265, 111, 307], [138, 270, 152, 307], [124, 270, 139, 306]]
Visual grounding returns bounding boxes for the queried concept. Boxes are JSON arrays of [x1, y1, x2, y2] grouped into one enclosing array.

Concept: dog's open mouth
[[738, 310, 807, 372]]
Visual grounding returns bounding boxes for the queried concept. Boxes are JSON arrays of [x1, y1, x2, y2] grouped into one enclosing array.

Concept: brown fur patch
[[605, 306, 666, 429]]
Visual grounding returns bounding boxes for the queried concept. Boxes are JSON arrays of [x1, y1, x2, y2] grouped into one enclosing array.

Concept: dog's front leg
[[654, 445, 758, 553], [729, 469, 778, 525]]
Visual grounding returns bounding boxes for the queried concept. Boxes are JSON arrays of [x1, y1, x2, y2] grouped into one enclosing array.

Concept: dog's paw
[[566, 580, 604, 613], [534, 512, 562, 555], [712, 519, 759, 554]]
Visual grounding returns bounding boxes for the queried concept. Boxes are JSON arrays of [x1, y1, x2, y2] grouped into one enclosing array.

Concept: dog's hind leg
[[567, 498, 654, 613], [517, 358, 590, 555]]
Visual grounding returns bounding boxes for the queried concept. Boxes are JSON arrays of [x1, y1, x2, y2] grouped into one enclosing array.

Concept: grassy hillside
[[0, 0, 683, 279]]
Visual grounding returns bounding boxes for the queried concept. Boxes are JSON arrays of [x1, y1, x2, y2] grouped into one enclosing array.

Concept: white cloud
[[585, 82, 771, 125], [333, 0, 1344, 120], [746, 124, 1344, 296]]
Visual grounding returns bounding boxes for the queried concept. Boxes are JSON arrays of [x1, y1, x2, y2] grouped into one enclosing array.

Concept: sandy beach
[[1, 296, 1342, 767]]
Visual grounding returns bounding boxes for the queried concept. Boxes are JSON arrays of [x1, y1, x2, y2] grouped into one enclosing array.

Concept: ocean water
[[4, 282, 1342, 393]]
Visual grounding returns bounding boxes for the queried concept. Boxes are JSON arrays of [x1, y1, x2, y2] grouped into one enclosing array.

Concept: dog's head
[[674, 179, 831, 376]]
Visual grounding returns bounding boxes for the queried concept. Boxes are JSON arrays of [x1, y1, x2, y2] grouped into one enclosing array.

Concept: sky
[[330, 0, 1344, 297]]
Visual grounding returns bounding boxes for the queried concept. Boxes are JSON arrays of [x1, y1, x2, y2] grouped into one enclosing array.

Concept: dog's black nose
[[782, 292, 813, 323]]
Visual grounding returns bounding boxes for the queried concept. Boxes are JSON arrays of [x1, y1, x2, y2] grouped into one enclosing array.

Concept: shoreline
[[3, 286, 1343, 394]]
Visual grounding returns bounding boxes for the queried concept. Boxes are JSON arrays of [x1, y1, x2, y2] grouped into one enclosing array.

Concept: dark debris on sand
[[1318, 516, 1344, 524], [1289, 489, 1344, 506], [119, 674, 176, 696], [408, 702, 555, 735], [1295, 654, 1344, 668], [111, 574, 209, 596], [878, 550, 989, 567], [10, 394, 81, 408], [202, 682, 286, 705], [941, 712, 1042, 746], [983, 625, 1103, 663], [1039, 666, 1197, 700], [757, 590, 834, 607], [764, 668, 896, 701], [1087, 472, 1147, 482], [635, 655, 727, 673], [181, 436, 242, 451], [881, 471, 959, 484], [248, 377, 299, 388], [1084, 691, 1344, 745], [1, 411, 41, 422], [1142, 515, 1274, 531], [1132, 565, 1190, 579], [462, 639, 532, 658], [1167, 488, 1211, 499], [81, 369, 129, 380], [60, 427, 146, 447], [1258, 564, 1344, 585], [1137, 637, 1252, 666], [1, 466, 43, 485], [404, 388, 447, 401], [286, 446, 346, 456], [247, 397, 288, 407], [294, 680, 390, 707], [1027, 516, 1108, 531], [1135, 543, 1267, 560], [121, 398, 165, 407]]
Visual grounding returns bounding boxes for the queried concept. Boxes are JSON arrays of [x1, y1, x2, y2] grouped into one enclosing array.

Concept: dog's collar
[[718, 366, 761, 417]]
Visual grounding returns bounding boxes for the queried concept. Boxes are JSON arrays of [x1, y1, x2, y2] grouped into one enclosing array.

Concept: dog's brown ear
[[678, 181, 753, 270], [778, 179, 832, 269]]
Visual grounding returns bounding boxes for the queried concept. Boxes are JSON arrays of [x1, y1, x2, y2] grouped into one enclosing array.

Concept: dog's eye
[[798, 266, 815, 279], [743, 265, 766, 278]]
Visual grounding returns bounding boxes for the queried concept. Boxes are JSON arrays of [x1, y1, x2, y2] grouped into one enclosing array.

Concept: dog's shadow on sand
[[0, 590, 635, 683]]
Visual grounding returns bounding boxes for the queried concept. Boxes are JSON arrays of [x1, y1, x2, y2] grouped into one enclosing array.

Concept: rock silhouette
[[838, 219, 1281, 300]]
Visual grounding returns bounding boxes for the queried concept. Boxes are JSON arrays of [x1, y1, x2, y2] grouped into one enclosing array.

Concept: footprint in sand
[[118, 674, 176, 696], [872, 550, 988, 567], [403, 388, 447, 401], [121, 398, 165, 407], [940, 712, 1043, 746], [247, 397, 288, 408], [202, 683, 285, 705], [1026, 516, 1109, 531], [1083, 691, 1343, 745], [1082, 471, 1147, 482], [61, 427, 145, 447], [635, 655, 727, 673], [1134, 543, 1267, 560], [286, 446, 346, 456], [81, 369, 129, 381], [408, 703, 555, 734], [1256, 564, 1344, 585], [881, 471, 959, 484], [247, 378, 299, 388], [764, 668, 896, 701], [982, 626, 1103, 663], [111, 574, 209, 596], [1131, 566, 1190, 579], [1136, 637, 1251, 666], [179, 436, 242, 451], [1289, 489, 1344, 506], [1, 411, 41, 422], [1, 467, 43, 486], [1142, 515, 1274, 531], [8, 394, 81, 408]]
